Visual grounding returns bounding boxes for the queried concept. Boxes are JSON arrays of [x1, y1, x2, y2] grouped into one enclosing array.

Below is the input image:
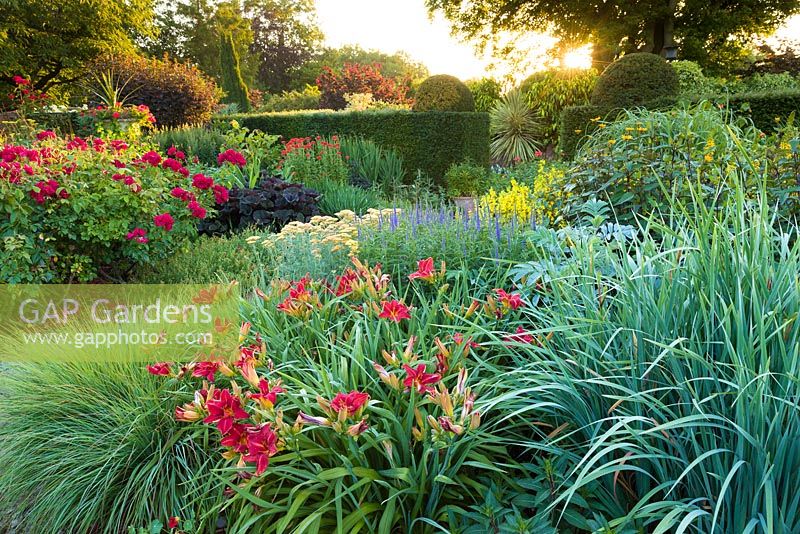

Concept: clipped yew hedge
[[226, 110, 490, 182]]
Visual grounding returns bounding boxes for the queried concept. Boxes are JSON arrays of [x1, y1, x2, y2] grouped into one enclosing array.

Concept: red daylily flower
[[378, 300, 411, 323], [402, 364, 440, 394], [203, 389, 250, 434], [249, 379, 285, 409], [220, 423, 253, 453], [146, 362, 171, 376], [192, 360, 220, 381], [504, 327, 535, 345], [243, 424, 279, 475], [495, 289, 524, 310], [168, 517, 180, 529], [408, 257, 442, 283], [330, 391, 369, 416]]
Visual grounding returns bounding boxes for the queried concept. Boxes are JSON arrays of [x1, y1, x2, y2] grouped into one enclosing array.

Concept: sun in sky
[[316, 0, 800, 81]]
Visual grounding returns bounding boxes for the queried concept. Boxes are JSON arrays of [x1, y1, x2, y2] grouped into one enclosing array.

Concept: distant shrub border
[[724, 90, 800, 133], [558, 90, 800, 159], [226, 110, 489, 182]]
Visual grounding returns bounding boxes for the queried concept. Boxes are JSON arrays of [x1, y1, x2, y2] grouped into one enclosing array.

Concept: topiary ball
[[590, 53, 679, 110], [413, 74, 476, 112]]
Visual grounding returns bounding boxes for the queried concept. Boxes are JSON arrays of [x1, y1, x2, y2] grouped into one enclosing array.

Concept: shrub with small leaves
[[413, 75, 475, 112], [590, 53, 679, 110]]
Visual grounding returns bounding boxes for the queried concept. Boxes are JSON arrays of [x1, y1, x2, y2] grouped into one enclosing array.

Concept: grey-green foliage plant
[[0, 363, 223, 533], [133, 233, 261, 288], [490, 89, 542, 165], [339, 136, 406, 197], [504, 177, 800, 532]]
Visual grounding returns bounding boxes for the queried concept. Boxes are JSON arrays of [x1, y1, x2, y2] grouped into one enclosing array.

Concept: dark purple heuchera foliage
[[199, 176, 320, 235]]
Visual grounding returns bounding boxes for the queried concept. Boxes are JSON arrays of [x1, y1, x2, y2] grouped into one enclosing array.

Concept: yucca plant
[[490, 90, 543, 166]]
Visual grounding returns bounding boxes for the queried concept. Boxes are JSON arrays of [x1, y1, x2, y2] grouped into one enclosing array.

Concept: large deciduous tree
[[0, 0, 155, 89], [245, 0, 323, 93], [425, 0, 800, 72]]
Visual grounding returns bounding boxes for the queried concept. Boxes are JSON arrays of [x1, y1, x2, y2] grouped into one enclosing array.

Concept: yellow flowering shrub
[[482, 162, 571, 225], [480, 180, 533, 223]]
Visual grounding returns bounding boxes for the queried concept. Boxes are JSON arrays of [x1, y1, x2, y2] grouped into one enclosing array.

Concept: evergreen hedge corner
[[558, 105, 607, 160], [227, 110, 490, 183], [725, 90, 800, 132]]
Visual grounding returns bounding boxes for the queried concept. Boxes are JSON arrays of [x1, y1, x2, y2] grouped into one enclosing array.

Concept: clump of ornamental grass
[[0, 362, 224, 533], [491, 174, 800, 531]]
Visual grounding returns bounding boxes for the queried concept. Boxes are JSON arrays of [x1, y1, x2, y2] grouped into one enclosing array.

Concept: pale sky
[[316, 0, 800, 81]]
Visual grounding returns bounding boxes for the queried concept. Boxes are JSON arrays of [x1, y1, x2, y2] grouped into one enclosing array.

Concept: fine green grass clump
[[133, 233, 261, 288], [0, 363, 223, 533]]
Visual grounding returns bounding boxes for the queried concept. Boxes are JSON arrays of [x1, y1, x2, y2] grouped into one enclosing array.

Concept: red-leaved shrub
[[316, 63, 411, 110], [89, 54, 221, 127]]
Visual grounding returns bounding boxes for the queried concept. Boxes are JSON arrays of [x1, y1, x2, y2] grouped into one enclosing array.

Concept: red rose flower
[[192, 173, 213, 190], [187, 200, 207, 219], [153, 212, 174, 231], [212, 184, 229, 204], [217, 149, 246, 167]]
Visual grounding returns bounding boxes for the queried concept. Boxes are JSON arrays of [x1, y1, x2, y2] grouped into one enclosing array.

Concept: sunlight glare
[[561, 46, 593, 69]]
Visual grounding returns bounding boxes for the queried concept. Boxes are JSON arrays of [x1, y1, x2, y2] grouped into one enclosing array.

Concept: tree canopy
[[247, 0, 323, 93], [425, 0, 800, 72], [0, 0, 155, 89]]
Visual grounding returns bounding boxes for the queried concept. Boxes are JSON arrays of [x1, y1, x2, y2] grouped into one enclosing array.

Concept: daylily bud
[[469, 411, 481, 430], [381, 349, 398, 366], [347, 419, 369, 437], [218, 361, 235, 377], [464, 299, 480, 318], [403, 336, 417, 361], [317, 395, 332, 414], [438, 416, 463, 435], [239, 361, 260, 388], [239, 322, 252, 343], [297, 411, 330, 427], [426, 414, 440, 432], [456, 368, 468, 395], [434, 337, 450, 360], [175, 403, 203, 422], [373, 362, 401, 389]]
